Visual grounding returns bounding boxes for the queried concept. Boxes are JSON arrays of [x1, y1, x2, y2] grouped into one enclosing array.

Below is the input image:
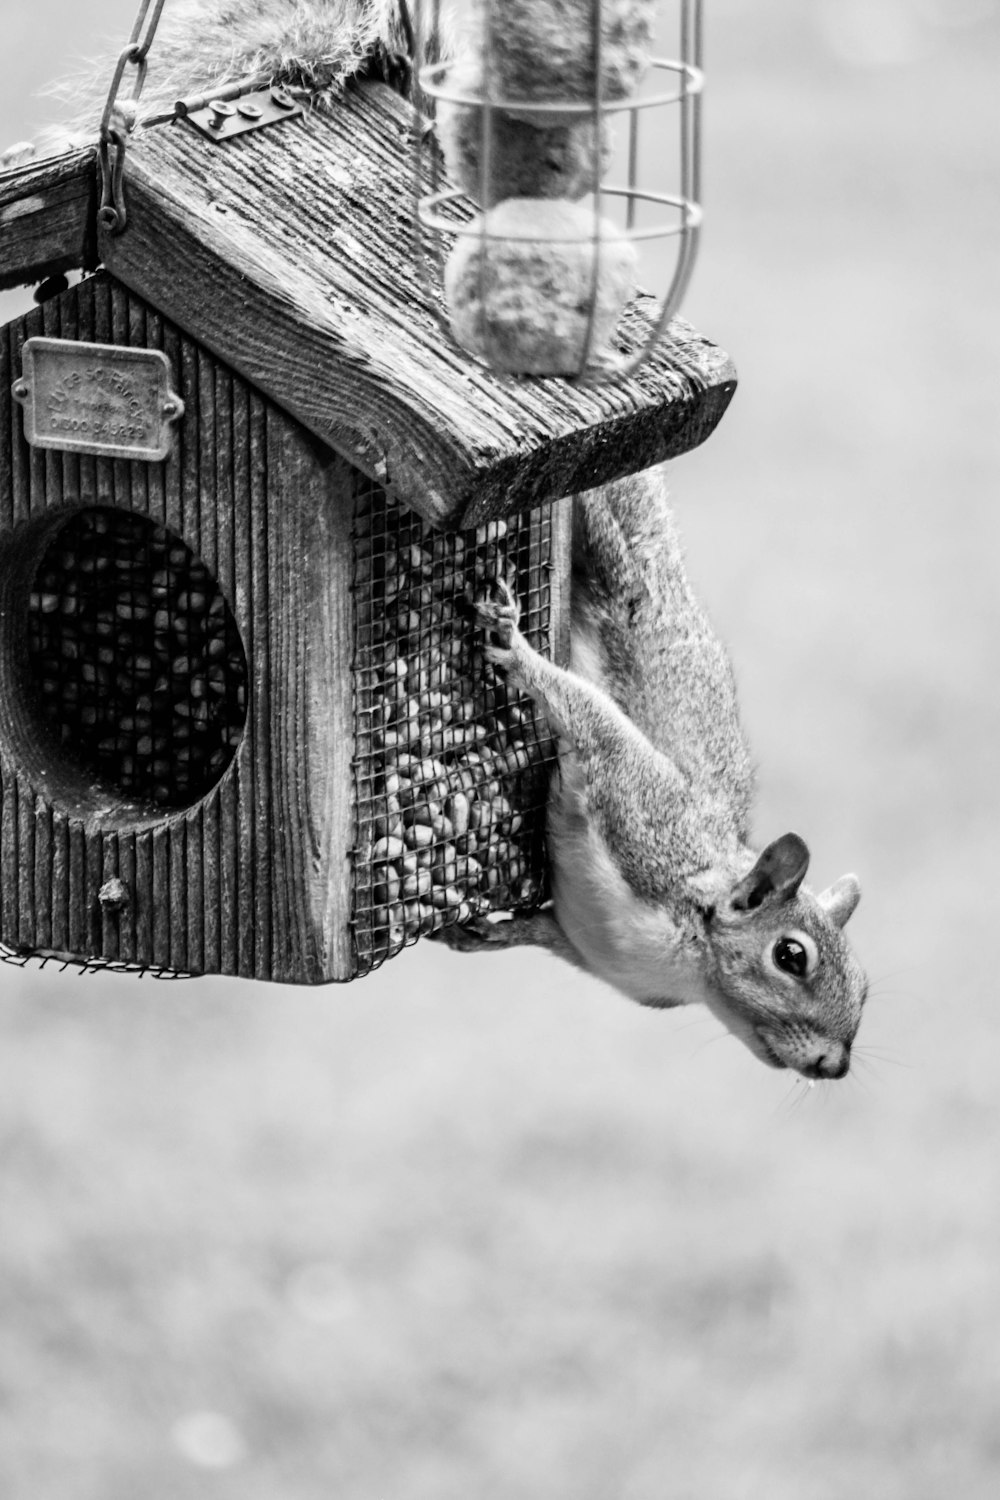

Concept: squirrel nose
[[801, 1041, 851, 1080]]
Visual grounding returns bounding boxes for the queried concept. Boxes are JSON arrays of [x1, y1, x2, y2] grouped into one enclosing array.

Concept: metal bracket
[[179, 85, 305, 143]]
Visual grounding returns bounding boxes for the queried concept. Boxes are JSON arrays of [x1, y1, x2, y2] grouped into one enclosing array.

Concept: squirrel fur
[[27, 0, 429, 151], [446, 467, 868, 1082]]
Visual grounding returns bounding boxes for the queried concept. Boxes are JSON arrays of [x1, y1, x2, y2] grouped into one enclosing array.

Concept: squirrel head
[[701, 833, 866, 1079]]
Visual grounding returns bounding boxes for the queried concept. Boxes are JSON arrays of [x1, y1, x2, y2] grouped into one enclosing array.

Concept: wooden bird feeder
[[0, 68, 735, 982]]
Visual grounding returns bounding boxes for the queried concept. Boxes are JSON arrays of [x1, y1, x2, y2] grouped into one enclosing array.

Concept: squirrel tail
[[40, 0, 444, 146]]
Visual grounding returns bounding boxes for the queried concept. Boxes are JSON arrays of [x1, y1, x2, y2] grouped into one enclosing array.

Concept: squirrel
[[440, 466, 868, 1081]]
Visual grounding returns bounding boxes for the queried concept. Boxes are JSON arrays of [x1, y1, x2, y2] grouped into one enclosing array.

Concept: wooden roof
[[0, 148, 95, 289], [1, 82, 735, 527]]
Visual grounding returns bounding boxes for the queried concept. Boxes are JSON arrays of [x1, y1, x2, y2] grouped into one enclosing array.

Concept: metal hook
[[97, 126, 129, 234]]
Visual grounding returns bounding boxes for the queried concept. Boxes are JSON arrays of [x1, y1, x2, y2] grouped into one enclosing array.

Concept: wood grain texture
[[0, 149, 97, 291], [548, 497, 575, 672], [0, 272, 357, 981], [264, 423, 356, 983], [98, 82, 736, 527]]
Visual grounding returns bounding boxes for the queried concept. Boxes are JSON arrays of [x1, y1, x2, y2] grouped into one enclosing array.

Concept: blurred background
[[1, 1, 998, 1496]]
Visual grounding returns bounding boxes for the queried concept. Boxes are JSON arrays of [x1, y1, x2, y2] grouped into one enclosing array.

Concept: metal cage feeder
[[414, 0, 703, 384]]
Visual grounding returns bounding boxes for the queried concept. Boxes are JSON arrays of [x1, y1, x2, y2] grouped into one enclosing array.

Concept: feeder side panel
[[0, 271, 355, 980], [263, 416, 356, 984], [0, 148, 97, 293]]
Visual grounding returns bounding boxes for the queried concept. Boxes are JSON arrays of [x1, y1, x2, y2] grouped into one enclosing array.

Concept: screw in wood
[[207, 99, 236, 130], [97, 877, 130, 913]]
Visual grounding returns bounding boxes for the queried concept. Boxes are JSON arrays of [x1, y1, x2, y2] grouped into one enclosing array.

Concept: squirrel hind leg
[[432, 909, 585, 966]]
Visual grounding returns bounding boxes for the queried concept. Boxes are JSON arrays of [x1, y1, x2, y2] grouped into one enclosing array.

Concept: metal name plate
[[11, 338, 185, 462]]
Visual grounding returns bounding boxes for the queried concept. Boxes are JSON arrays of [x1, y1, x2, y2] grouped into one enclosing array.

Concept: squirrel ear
[[731, 833, 810, 912], [817, 873, 861, 928]]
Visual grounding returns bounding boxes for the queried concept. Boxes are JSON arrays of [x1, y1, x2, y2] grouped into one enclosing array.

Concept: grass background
[[1, 0, 998, 1495]]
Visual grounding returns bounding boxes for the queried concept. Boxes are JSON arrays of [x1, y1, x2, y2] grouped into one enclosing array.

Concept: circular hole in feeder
[[19, 508, 248, 815]]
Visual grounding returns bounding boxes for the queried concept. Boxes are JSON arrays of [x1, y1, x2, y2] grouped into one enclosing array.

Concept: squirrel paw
[[473, 575, 521, 665], [431, 908, 567, 956]]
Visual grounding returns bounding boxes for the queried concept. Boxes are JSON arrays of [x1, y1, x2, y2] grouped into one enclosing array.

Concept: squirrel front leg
[[475, 579, 647, 762], [475, 580, 690, 900]]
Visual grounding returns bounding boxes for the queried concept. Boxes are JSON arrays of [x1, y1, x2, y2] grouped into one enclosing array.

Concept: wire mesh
[[26, 508, 247, 810], [351, 475, 559, 975], [0, 937, 190, 979]]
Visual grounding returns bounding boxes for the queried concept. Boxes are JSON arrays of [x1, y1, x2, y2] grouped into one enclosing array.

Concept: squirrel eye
[[773, 937, 810, 977]]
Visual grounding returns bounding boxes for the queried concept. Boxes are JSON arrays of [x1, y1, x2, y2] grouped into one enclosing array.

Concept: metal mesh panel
[[352, 477, 558, 974], [26, 508, 247, 810]]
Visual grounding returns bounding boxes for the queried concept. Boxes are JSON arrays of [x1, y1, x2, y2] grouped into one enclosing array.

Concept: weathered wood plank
[[6, 317, 30, 526], [183, 806, 203, 976], [52, 281, 82, 503], [0, 768, 17, 948], [91, 277, 116, 530], [67, 818, 86, 957], [548, 496, 574, 672], [152, 825, 171, 964], [17, 774, 35, 948], [49, 815, 69, 956], [0, 148, 97, 290], [99, 835, 120, 961], [98, 85, 735, 528], [33, 797, 53, 953], [117, 830, 137, 964], [231, 378, 256, 977], [248, 388, 273, 980], [309, 452, 356, 982], [40, 295, 66, 511], [0, 320, 22, 948], [169, 816, 189, 974], [134, 829, 154, 966], [84, 825, 103, 956], [265, 416, 355, 982], [215, 360, 238, 975]]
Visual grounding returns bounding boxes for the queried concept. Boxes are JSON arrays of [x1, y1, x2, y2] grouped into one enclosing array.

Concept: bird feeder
[[415, 0, 703, 380], [0, 15, 734, 981]]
